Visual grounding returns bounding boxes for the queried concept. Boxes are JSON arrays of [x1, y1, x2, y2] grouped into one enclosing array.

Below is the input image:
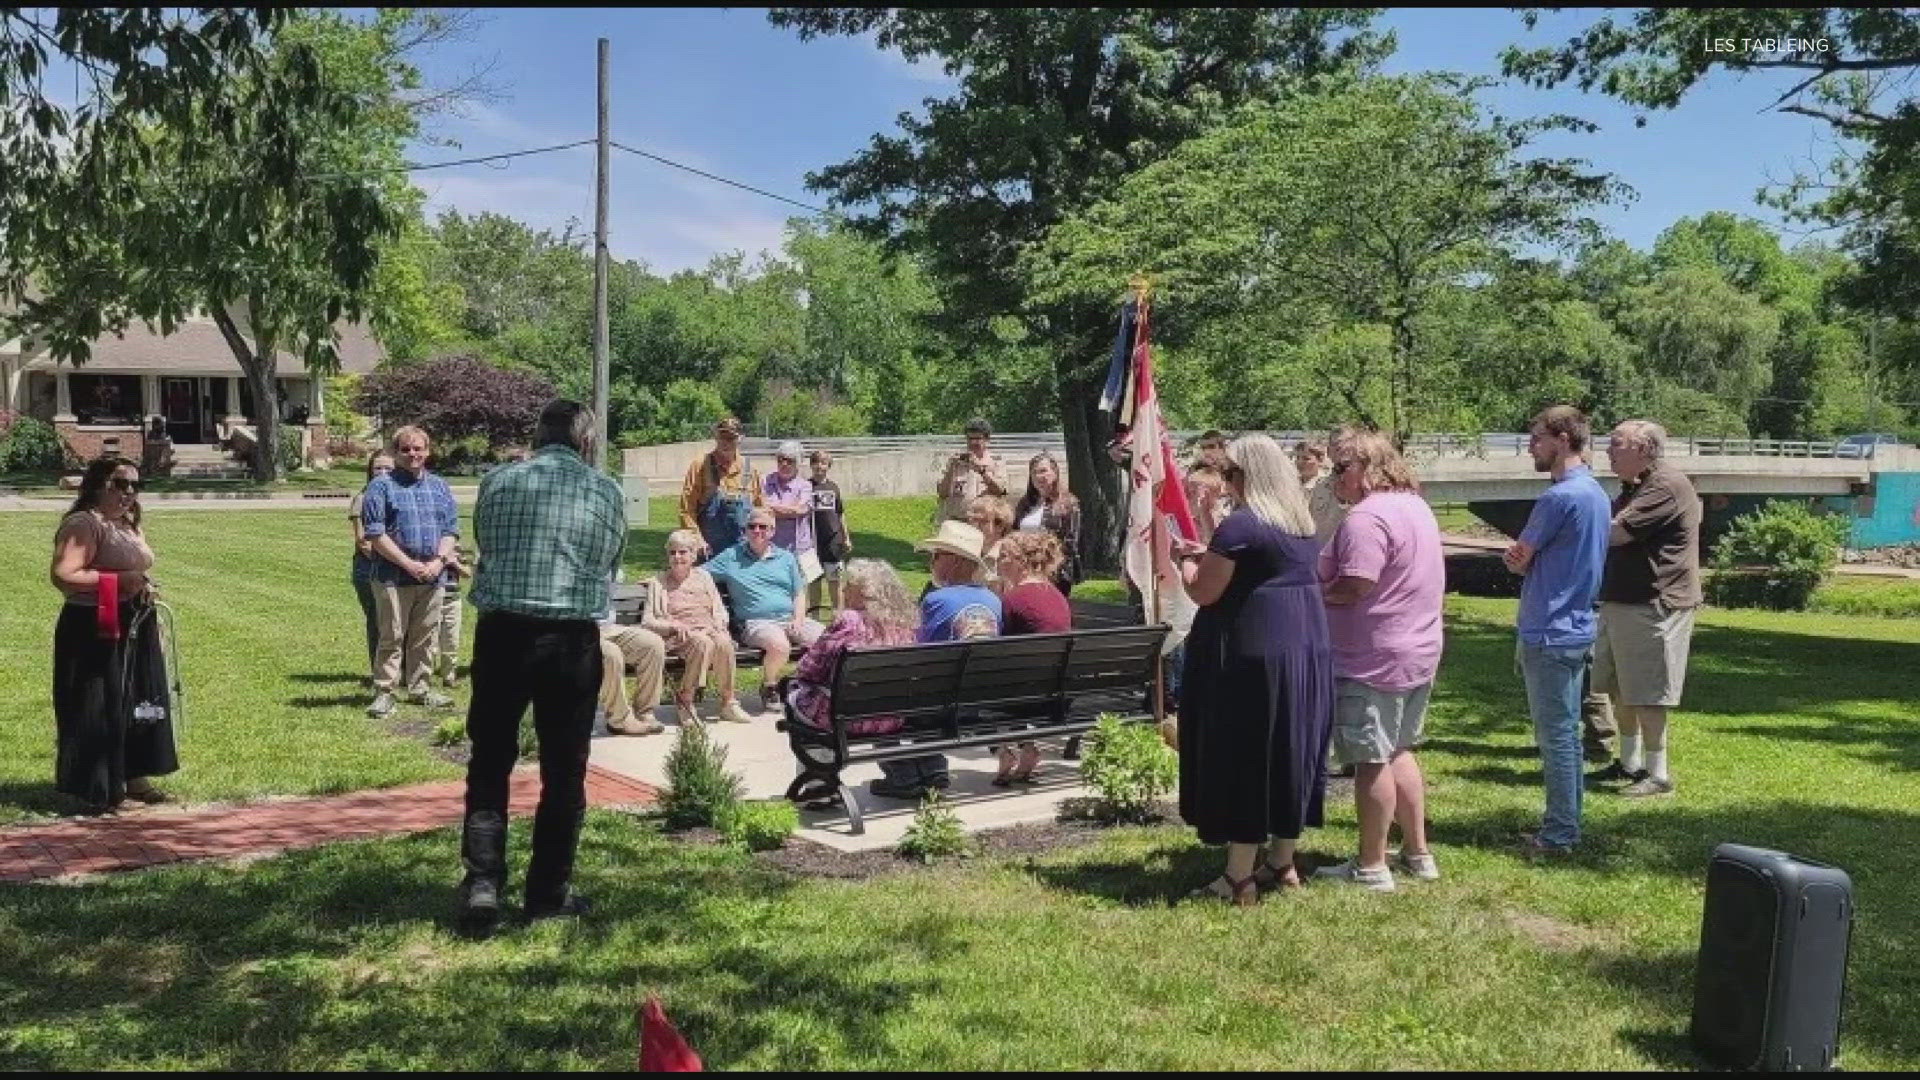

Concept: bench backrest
[[826, 625, 1169, 728]]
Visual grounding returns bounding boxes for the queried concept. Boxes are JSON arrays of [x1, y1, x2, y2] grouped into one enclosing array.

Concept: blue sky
[[391, 7, 1848, 274]]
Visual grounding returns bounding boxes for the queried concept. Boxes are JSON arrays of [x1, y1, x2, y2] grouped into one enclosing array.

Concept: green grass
[[4, 501, 1920, 1068], [2, 467, 481, 498], [1808, 574, 1920, 618]]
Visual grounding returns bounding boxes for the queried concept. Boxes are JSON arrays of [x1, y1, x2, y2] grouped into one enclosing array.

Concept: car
[[1834, 433, 1904, 459]]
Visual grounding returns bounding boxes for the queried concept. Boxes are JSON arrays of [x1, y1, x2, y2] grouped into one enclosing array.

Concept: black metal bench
[[776, 624, 1170, 833]]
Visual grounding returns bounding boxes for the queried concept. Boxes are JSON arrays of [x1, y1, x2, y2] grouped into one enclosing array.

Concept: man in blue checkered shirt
[[456, 400, 628, 937], [361, 425, 461, 718]]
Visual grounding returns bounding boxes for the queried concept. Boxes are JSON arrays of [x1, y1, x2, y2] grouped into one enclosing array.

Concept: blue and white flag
[[1098, 299, 1136, 413]]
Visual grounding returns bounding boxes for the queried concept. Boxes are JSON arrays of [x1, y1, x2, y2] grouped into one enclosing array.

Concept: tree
[[354, 354, 554, 448], [4, 11, 487, 480], [769, 7, 1389, 570], [1027, 76, 1624, 444]]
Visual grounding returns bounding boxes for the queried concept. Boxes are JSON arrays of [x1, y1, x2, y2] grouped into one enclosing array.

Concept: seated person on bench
[[990, 529, 1072, 785], [704, 507, 824, 711], [644, 529, 753, 725], [597, 571, 667, 737], [786, 558, 920, 738]]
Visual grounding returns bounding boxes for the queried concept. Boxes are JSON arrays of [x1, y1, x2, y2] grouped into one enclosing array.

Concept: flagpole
[[1131, 274, 1166, 727]]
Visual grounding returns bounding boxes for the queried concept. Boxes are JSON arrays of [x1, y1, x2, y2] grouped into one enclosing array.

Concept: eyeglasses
[[109, 477, 142, 493], [1331, 461, 1354, 475], [776, 457, 795, 465], [746, 523, 772, 532]]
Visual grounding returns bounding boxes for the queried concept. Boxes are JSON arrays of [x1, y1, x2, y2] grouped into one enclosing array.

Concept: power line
[[611, 140, 828, 214], [302, 139, 596, 181]]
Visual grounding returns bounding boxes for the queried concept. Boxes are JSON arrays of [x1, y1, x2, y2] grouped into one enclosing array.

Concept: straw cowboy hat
[[914, 520, 987, 568]]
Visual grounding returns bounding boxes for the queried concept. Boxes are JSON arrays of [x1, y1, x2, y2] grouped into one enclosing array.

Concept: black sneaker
[[456, 879, 502, 940], [526, 892, 593, 924], [868, 778, 930, 801], [1586, 761, 1643, 785]]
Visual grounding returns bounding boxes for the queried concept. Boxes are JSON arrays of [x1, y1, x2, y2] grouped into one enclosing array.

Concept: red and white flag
[[1121, 299, 1198, 651]]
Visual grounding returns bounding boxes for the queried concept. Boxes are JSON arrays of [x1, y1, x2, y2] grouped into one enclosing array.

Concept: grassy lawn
[[1, 468, 482, 498], [2, 499, 1918, 1068]]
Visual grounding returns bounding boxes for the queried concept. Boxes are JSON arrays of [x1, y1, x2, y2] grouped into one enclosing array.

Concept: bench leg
[[1063, 735, 1083, 760], [841, 783, 866, 835]]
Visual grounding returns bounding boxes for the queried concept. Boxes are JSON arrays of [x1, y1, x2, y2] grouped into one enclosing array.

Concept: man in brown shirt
[[1589, 419, 1702, 798]]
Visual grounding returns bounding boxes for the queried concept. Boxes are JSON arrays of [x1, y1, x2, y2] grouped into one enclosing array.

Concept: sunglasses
[[109, 477, 142, 493], [1332, 461, 1354, 475]]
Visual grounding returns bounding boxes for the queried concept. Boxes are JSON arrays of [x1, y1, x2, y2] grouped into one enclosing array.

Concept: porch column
[[309, 374, 325, 417], [142, 374, 160, 421], [54, 367, 74, 421]]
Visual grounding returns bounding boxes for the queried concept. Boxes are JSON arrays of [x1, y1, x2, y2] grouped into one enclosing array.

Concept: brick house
[[1, 315, 383, 468]]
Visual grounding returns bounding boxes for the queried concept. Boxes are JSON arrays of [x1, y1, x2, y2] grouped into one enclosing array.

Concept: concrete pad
[[588, 699, 1094, 853]]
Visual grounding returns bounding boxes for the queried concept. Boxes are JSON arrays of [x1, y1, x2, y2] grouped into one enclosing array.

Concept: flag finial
[[1128, 273, 1152, 302]]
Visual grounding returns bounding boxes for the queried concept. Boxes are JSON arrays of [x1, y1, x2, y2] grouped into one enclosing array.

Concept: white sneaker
[[1392, 849, 1441, 882], [1312, 858, 1396, 892], [367, 692, 396, 719]]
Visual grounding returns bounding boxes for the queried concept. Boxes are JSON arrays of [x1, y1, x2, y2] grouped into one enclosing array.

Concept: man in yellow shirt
[[678, 416, 765, 559]]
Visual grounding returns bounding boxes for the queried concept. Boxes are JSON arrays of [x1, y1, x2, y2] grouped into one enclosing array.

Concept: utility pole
[[592, 37, 611, 472]]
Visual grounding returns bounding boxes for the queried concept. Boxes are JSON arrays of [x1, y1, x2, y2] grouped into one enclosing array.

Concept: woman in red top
[[991, 530, 1072, 784]]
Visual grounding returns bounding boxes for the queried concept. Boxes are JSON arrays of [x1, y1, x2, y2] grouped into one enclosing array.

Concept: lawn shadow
[[0, 779, 82, 820], [288, 671, 364, 686], [1589, 950, 1704, 1070], [0, 813, 930, 1070], [1418, 737, 1538, 763], [1721, 713, 1920, 774], [288, 693, 368, 709]]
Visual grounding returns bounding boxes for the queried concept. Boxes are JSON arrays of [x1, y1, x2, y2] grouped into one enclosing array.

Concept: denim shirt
[[1516, 464, 1611, 647]]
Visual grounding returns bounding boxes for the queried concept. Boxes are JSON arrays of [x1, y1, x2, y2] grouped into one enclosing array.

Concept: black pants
[[53, 600, 179, 807], [461, 611, 600, 908]]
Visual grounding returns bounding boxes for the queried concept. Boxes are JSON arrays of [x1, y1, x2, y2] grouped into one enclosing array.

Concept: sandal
[[1189, 873, 1260, 907], [1251, 860, 1302, 892]]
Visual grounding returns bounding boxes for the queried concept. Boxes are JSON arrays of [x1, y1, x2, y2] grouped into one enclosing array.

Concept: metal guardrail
[[738, 432, 1875, 459]]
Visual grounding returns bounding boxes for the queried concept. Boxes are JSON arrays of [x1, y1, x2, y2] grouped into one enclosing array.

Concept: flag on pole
[[1120, 296, 1198, 652], [1099, 299, 1137, 413]]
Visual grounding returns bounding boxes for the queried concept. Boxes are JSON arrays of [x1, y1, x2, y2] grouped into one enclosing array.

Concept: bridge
[[621, 435, 1920, 549]]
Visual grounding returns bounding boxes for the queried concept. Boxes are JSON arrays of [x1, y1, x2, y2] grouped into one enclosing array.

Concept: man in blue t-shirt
[[870, 521, 1002, 800], [1503, 405, 1612, 853]]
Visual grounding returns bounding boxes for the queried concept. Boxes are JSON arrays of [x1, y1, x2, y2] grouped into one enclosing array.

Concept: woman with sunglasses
[[49, 456, 179, 812]]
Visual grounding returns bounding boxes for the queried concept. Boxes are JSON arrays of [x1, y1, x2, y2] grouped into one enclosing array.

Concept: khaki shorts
[[1591, 600, 1697, 708], [1332, 679, 1431, 766]]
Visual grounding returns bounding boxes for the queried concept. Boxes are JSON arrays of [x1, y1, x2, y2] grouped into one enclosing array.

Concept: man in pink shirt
[[1314, 427, 1446, 892]]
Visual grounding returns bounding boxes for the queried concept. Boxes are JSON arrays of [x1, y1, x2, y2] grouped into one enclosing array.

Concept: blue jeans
[[1518, 639, 1592, 849]]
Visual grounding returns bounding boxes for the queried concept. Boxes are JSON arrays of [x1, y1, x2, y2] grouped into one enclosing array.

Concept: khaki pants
[[435, 588, 463, 681], [374, 582, 443, 696], [672, 628, 737, 701], [599, 624, 666, 724]]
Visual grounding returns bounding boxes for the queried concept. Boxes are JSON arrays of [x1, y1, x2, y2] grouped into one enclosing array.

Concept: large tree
[[1027, 76, 1624, 444], [769, 7, 1388, 570], [6, 10, 467, 479]]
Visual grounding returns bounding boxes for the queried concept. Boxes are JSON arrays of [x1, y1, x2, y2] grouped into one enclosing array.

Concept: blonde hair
[[997, 529, 1065, 579], [391, 425, 430, 451], [1330, 425, 1420, 495], [1227, 435, 1315, 537], [841, 558, 920, 644], [665, 528, 702, 552], [966, 494, 1014, 543]]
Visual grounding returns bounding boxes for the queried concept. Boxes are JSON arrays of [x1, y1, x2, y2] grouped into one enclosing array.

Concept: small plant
[[517, 720, 539, 760], [715, 800, 799, 852], [0, 415, 68, 472], [658, 722, 745, 829], [1708, 500, 1850, 611], [1080, 713, 1178, 824], [431, 717, 465, 747], [896, 790, 974, 864]]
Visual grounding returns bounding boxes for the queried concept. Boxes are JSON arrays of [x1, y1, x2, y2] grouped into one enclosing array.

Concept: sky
[[381, 8, 1851, 274]]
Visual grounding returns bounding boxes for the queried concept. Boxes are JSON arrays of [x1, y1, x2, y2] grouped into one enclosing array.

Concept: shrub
[[275, 425, 306, 474], [355, 354, 555, 449], [1707, 500, 1850, 611], [431, 718, 465, 747], [715, 800, 799, 852], [518, 720, 539, 760], [433, 434, 495, 476], [0, 415, 68, 472], [896, 790, 973, 863], [658, 722, 745, 829], [1080, 713, 1178, 824]]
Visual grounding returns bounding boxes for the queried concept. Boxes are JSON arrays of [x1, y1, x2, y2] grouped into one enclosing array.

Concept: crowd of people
[[43, 398, 1700, 925]]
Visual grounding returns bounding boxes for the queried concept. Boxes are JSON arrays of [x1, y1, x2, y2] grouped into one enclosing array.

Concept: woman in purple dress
[[1172, 434, 1334, 906]]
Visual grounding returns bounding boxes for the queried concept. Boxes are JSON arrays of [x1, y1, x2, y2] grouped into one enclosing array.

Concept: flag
[[1120, 297, 1198, 654], [1099, 299, 1136, 413], [638, 996, 704, 1072]]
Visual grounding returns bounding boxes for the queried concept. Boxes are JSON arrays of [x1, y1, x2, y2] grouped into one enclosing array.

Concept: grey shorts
[[741, 617, 825, 650], [1591, 601, 1696, 708], [1332, 679, 1432, 766]]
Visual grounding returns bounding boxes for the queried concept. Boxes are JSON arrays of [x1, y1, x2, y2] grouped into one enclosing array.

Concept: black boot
[[457, 809, 508, 939]]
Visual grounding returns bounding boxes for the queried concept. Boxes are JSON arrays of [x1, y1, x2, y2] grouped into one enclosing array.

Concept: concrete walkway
[[592, 699, 1096, 854], [0, 764, 656, 884]]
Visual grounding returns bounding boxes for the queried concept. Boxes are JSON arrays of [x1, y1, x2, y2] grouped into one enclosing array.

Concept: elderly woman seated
[[782, 558, 922, 800], [642, 529, 754, 725], [703, 506, 825, 711]]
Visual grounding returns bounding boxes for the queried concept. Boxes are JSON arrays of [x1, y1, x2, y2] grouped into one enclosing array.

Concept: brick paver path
[[0, 763, 657, 884]]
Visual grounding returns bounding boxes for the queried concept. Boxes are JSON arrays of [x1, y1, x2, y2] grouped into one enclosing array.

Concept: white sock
[[1619, 734, 1643, 773], [1645, 748, 1668, 783]]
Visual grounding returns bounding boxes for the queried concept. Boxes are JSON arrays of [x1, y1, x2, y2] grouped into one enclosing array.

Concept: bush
[[355, 355, 555, 449], [715, 800, 799, 852], [657, 722, 745, 829], [275, 425, 306, 474], [1080, 713, 1178, 824], [433, 434, 495, 476], [896, 790, 973, 863], [0, 415, 68, 471], [431, 718, 465, 747], [1707, 500, 1850, 611]]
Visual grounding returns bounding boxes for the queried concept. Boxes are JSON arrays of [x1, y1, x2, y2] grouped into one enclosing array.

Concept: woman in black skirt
[[49, 455, 178, 812], [1171, 434, 1334, 906]]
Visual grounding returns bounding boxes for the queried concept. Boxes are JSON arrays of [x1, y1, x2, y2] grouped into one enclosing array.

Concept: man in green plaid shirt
[[457, 400, 627, 937]]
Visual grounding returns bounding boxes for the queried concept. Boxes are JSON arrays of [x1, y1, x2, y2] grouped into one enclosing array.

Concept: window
[[69, 374, 144, 424]]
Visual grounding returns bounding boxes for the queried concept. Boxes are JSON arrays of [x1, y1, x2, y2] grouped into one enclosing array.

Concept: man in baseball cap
[[678, 417, 763, 558]]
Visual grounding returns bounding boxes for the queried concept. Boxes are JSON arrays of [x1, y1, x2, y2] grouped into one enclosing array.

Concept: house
[[0, 315, 384, 468]]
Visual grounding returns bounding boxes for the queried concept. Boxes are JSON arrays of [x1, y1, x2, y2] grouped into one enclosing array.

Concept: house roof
[[10, 316, 384, 376]]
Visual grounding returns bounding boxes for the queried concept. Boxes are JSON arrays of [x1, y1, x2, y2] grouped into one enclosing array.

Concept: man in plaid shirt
[[361, 425, 460, 718], [457, 400, 627, 937]]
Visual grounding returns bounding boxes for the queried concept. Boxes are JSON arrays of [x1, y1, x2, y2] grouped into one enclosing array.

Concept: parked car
[[1834, 433, 1904, 459]]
